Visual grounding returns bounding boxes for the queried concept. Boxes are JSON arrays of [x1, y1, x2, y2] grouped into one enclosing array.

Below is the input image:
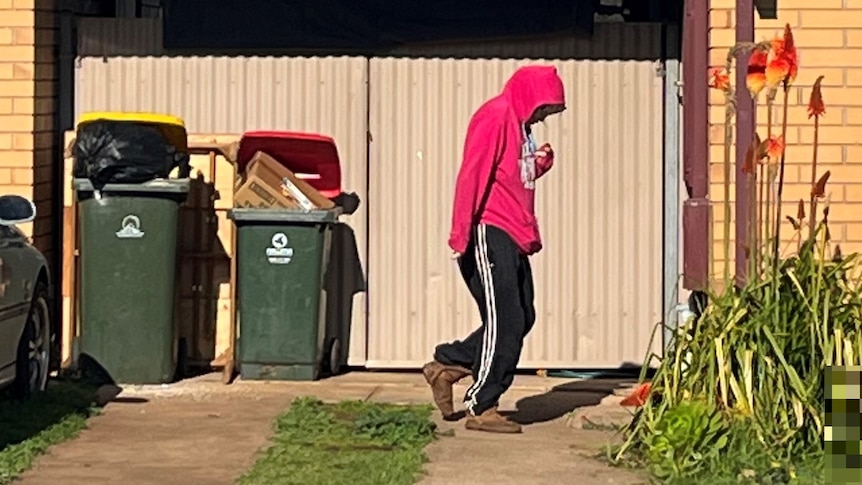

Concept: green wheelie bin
[[73, 112, 190, 384], [75, 179, 189, 384], [228, 208, 340, 381]]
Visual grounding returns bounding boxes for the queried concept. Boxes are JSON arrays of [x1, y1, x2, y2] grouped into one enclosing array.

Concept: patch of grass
[[0, 379, 99, 484], [236, 397, 439, 485]]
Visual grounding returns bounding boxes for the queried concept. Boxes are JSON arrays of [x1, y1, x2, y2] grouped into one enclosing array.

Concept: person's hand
[[535, 143, 553, 158], [535, 143, 554, 177], [451, 251, 462, 260]]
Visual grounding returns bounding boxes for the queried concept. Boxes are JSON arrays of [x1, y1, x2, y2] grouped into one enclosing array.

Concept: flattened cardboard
[[233, 151, 335, 210], [233, 179, 300, 209]]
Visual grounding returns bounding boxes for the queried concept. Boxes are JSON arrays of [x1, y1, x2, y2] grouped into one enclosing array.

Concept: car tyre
[[12, 282, 51, 399]]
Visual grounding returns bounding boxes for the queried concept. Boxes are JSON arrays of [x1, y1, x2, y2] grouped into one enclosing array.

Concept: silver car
[[0, 195, 55, 398]]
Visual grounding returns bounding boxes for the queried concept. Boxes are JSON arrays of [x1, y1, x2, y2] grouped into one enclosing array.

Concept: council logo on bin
[[266, 232, 293, 265], [116, 214, 145, 239]]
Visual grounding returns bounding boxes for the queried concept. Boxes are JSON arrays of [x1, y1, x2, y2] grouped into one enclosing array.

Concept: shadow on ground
[[0, 378, 100, 449], [441, 365, 650, 424], [508, 363, 652, 425], [508, 377, 636, 425], [0, 356, 153, 450]]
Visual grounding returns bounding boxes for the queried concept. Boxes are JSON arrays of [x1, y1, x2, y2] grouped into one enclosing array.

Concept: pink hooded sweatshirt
[[448, 66, 566, 256]]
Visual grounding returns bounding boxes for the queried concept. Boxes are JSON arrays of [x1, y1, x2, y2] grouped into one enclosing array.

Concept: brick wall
[[0, 0, 58, 265], [709, 0, 862, 279]]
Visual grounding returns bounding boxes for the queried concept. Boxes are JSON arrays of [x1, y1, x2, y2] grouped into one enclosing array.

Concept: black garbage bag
[[330, 191, 361, 215], [72, 120, 191, 191]]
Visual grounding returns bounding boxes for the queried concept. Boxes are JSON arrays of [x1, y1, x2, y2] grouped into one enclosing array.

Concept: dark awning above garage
[[162, 0, 680, 53]]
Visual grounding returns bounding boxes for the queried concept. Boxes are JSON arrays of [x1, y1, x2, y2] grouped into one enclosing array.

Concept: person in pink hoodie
[[423, 65, 566, 434]]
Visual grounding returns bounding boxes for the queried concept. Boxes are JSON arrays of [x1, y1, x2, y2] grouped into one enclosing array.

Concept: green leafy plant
[[613, 24, 846, 484], [640, 400, 729, 480]]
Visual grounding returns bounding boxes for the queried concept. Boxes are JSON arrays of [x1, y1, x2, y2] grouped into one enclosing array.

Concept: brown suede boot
[[465, 407, 523, 434], [422, 361, 471, 418]]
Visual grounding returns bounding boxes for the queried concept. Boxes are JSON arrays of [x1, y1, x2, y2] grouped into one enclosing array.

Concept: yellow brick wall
[[709, 0, 862, 278], [0, 0, 58, 264]]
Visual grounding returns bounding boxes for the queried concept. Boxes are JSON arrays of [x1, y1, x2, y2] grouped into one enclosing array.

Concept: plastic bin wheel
[[323, 338, 342, 376]]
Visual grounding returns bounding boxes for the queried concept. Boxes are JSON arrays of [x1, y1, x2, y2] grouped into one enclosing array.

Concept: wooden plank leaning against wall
[[61, 132, 241, 376]]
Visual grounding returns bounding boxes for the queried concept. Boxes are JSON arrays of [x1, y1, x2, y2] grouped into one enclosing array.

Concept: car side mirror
[[0, 195, 36, 226]]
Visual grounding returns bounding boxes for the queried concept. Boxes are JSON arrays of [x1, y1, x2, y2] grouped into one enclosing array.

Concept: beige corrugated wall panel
[[74, 56, 370, 365], [367, 57, 663, 368]]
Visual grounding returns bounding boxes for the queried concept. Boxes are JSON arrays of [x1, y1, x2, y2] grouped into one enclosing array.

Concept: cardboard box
[[233, 151, 336, 210]]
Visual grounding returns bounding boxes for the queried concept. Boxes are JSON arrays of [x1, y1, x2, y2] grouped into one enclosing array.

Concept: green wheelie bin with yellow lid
[[73, 112, 191, 384]]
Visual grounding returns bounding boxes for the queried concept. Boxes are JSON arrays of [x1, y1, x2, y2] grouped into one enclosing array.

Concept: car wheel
[[12, 282, 51, 399]]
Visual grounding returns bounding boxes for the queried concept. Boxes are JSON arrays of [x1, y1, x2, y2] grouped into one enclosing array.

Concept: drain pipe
[[661, 21, 682, 353], [676, 0, 710, 352], [735, 0, 756, 286]]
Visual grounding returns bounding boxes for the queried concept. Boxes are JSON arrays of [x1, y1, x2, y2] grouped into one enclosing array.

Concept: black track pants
[[433, 223, 536, 416]]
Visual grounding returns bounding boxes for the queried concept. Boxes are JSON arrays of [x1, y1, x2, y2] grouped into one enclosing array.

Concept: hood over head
[[501, 66, 566, 122]]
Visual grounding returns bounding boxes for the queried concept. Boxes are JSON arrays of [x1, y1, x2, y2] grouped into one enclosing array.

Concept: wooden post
[[222, 155, 238, 384]]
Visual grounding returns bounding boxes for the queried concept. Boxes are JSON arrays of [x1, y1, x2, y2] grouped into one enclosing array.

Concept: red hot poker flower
[[708, 67, 731, 92], [759, 135, 786, 161], [746, 49, 768, 98], [765, 24, 798, 89], [808, 76, 826, 119], [621, 382, 652, 407]]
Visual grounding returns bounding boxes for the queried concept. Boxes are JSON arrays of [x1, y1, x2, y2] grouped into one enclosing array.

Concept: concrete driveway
[[16, 372, 646, 485]]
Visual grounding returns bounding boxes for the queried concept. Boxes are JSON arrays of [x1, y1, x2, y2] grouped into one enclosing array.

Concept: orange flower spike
[[746, 49, 768, 98], [620, 382, 652, 407], [765, 24, 798, 89], [765, 38, 789, 88], [708, 67, 731, 92], [782, 24, 798, 85], [764, 135, 786, 160], [808, 76, 826, 119], [797, 199, 806, 221]]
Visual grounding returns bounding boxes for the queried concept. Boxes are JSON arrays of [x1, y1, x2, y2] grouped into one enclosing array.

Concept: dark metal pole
[[735, 0, 755, 286]]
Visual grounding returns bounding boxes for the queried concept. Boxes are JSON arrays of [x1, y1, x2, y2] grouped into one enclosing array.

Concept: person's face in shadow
[[527, 104, 566, 125]]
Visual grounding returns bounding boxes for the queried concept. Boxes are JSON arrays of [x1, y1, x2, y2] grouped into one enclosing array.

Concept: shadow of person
[[506, 377, 639, 425], [442, 365, 649, 423]]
